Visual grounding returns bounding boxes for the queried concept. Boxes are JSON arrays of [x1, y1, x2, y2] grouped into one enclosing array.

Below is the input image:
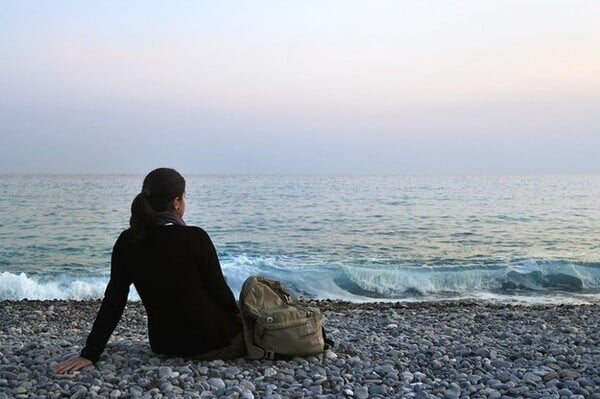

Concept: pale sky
[[1, 1, 599, 174]]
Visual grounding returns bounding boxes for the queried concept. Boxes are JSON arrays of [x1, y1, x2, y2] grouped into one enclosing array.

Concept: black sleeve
[[80, 235, 131, 362], [198, 229, 239, 314]]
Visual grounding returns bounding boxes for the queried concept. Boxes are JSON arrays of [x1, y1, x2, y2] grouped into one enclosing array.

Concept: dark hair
[[130, 168, 186, 239]]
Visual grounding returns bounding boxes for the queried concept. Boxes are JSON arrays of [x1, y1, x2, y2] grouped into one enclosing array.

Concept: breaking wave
[[1, 257, 599, 303]]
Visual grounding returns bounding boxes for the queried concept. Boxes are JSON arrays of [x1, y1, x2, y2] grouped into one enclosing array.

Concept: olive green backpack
[[239, 275, 331, 360]]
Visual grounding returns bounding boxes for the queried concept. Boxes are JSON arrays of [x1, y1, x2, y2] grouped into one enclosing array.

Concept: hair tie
[[142, 188, 151, 197]]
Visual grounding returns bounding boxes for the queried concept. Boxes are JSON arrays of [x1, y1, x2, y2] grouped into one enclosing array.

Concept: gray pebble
[[159, 381, 173, 391], [1, 300, 600, 399], [241, 391, 254, 399], [443, 385, 460, 399], [223, 367, 240, 379], [13, 387, 28, 395], [354, 386, 369, 399], [157, 366, 172, 379], [238, 380, 255, 392], [264, 367, 277, 378], [431, 360, 443, 369], [70, 388, 88, 399], [401, 371, 414, 383], [415, 391, 430, 399], [519, 374, 537, 387], [207, 377, 226, 391]]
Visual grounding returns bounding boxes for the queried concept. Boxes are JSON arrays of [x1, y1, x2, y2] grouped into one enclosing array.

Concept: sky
[[1, 1, 599, 175]]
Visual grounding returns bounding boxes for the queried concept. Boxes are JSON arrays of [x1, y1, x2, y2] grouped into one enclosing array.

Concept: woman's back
[[120, 225, 241, 356]]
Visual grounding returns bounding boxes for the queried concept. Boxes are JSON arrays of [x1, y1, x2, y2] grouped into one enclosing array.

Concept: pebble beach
[[1, 300, 599, 399]]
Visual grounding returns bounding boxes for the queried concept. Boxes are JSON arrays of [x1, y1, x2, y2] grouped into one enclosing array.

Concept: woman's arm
[[199, 229, 239, 314], [54, 235, 131, 373]]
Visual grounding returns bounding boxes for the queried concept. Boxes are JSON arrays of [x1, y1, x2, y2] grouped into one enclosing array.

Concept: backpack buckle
[[265, 350, 276, 360]]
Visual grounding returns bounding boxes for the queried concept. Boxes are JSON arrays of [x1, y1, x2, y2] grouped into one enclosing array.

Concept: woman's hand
[[53, 357, 93, 374]]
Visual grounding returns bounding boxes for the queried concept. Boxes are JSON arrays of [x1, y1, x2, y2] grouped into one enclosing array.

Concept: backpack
[[239, 275, 330, 360]]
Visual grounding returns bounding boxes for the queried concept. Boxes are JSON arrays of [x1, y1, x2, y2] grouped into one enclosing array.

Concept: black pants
[[192, 331, 246, 360]]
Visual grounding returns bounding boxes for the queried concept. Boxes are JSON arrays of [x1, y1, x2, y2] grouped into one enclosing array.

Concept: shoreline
[[1, 300, 599, 398]]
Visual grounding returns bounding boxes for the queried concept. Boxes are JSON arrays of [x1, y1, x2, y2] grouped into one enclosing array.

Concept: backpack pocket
[[254, 306, 324, 356]]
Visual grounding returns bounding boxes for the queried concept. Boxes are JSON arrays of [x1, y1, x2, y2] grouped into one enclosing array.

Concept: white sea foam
[[2, 258, 599, 303], [0, 272, 139, 301], [0, 256, 363, 302]]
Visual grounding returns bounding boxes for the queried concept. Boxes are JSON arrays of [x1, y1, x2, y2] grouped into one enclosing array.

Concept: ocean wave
[[0, 272, 139, 301], [221, 257, 600, 302], [338, 260, 600, 298], [1, 258, 599, 303]]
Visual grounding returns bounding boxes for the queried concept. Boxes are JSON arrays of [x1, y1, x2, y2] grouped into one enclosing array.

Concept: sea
[[1, 175, 599, 304]]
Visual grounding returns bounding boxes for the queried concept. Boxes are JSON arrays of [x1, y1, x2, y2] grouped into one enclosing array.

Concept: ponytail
[[129, 168, 186, 240], [130, 191, 157, 240]]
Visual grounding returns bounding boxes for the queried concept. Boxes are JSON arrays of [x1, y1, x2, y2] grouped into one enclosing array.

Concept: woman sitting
[[55, 168, 244, 373]]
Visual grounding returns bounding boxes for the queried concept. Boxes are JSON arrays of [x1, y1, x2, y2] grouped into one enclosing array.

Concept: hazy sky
[[1, 1, 599, 174]]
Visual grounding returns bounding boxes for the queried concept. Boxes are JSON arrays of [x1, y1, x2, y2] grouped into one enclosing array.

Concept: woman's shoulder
[[113, 228, 136, 249], [116, 228, 135, 242], [166, 226, 215, 251], [114, 226, 213, 246], [150, 224, 212, 240], [179, 225, 211, 240]]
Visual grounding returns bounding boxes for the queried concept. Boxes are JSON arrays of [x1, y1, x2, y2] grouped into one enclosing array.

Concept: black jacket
[[81, 226, 241, 362]]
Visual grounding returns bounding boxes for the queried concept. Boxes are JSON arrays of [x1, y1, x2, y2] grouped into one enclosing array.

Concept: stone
[[241, 391, 254, 399], [310, 385, 323, 395], [522, 372, 542, 384], [401, 371, 414, 383], [264, 367, 277, 378], [443, 385, 460, 399], [561, 370, 582, 379], [13, 387, 28, 395], [223, 367, 241, 379], [475, 348, 491, 358], [207, 377, 226, 391], [238, 380, 255, 392], [70, 388, 88, 399], [158, 366, 172, 379], [354, 386, 369, 399], [480, 388, 501, 399], [543, 371, 559, 381], [558, 388, 574, 397], [431, 360, 443, 369], [415, 391, 430, 399]]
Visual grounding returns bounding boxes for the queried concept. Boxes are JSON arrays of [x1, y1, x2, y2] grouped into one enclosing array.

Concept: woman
[[54, 168, 244, 373]]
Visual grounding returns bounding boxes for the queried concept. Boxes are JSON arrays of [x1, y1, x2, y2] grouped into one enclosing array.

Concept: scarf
[[153, 211, 186, 227]]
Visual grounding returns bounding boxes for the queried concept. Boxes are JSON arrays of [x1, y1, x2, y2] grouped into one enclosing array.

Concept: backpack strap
[[239, 305, 266, 359], [322, 326, 335, 350], [240, 311, 295, 360]]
